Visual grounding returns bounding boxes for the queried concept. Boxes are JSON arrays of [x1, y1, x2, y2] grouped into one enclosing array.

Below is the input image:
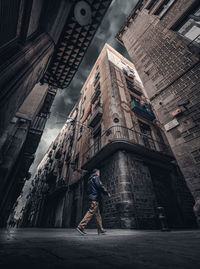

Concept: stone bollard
[[157, 207, 170, 232]]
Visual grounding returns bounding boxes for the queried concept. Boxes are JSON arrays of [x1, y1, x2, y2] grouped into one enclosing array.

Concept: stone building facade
[[116, 0, 200, 224], [21, 44, 196, 229], [0, 83, 57, 227], [0, 0, 112, 226]]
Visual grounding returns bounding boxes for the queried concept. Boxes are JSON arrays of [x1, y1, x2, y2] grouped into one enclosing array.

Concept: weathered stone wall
[[0, 33, 54, 135], [119, 1, 200, 223], [100, 150, 157, 229], [100, 150, 195, 229]]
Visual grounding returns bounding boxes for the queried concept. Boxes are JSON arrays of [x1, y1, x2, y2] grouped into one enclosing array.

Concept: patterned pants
[[78, 201, 103, 230]]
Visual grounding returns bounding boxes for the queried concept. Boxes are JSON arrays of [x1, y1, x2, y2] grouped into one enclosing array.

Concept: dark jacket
[[87, 173, 109, 201]]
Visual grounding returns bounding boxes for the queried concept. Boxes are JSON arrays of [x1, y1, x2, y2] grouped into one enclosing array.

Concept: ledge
[[81, 139, 174, 171]]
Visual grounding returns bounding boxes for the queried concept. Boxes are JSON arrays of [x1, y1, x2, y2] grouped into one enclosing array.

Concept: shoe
[[76, 227, 87, 235], [97, 229, 106, 235]]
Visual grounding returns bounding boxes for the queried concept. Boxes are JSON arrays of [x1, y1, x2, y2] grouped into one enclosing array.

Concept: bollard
[[157, 207, 170, 232]]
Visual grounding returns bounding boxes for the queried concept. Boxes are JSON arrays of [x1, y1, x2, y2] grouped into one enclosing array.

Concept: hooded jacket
[[87, 172, 109, 201]]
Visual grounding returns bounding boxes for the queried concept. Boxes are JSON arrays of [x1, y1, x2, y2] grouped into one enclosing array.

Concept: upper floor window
[[175, 5, 200, 44], [126, 78, 142, 96], [74, 153, 79, 170], [146, 0, 159, 11], [154, 0, 176, 18], [80, 108, 85, 119], [123, 68, 128, 76], [94, 72, 100, 87], [95, 83, 101, 92]]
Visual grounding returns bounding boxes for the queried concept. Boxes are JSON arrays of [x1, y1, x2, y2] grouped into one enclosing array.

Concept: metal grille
[[82, 125, 171, 165]]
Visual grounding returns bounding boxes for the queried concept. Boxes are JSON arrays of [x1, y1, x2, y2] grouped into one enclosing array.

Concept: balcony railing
[[31, 114, 48, 132], [82, 125, 171, 166], [88, 106, 103, 128], [91, 86, 101, 104]]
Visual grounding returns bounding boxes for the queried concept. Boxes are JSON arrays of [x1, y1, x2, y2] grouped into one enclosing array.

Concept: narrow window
[[146, 0, 159, 11], [175, 5, 200, 43], [154, 0, 176, 18]]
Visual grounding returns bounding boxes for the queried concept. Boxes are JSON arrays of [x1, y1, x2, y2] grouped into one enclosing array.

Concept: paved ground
[[0, 229, 200, 269]]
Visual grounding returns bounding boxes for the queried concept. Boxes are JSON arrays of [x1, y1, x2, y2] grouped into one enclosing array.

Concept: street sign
[[164, 118, 179, 131]]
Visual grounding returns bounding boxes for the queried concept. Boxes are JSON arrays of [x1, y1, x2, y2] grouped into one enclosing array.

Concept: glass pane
[[178, 7, 200, 42]]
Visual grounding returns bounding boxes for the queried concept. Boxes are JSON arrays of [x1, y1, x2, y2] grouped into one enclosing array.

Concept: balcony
[[88, 106, 103, 128], [126, 78, 142, 96], [91, 86, 101, 104], [130, 100, 155, 121], [82, 125, 173, 170], [31, 114, 48, 132]]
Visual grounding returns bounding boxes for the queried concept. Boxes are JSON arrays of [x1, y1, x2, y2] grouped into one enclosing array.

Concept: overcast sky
[[22, 0, 138, 200]]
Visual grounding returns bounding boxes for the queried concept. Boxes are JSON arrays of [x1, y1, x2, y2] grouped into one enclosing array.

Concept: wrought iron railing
[[82, 125, 171, 165], [31, 114, 48, 132]]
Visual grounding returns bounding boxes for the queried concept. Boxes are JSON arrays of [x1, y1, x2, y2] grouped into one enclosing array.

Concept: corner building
[[116, 0, 200, 224], [22, 44, 196, 229]]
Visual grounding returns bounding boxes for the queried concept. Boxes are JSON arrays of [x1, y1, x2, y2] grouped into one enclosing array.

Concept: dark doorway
[[139, 121, 156, 150], [93, 126, 101, 155], [149, 165, 184, 228]]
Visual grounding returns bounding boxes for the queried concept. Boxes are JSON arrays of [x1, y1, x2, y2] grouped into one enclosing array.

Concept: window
[[154, 0, 176, 18], [80, 108, 85, 119], [93, 126, 101, 154], [146, 0, 159, 11], [174, 4, 200, 44], [91, 83, 101, 104], [77, 126, 83, 141], [127, 66, 134, 74], [95, 83, 100, 91], [126, 78, 142, 96], [94, 72, 100, 87], [139, 121, 156, 150], [123, 68, 128, 76], [130, 94, 140, 103], [74, 153, 79, 170]]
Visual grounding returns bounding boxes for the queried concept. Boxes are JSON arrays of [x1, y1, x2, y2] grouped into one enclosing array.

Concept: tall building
[[116, 0, 200, 224], [0, 0, 112, 226], [21, 44, 196, 229]]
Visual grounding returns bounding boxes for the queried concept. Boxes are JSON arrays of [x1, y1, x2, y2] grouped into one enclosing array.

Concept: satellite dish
[[74, 1, 92, 26]]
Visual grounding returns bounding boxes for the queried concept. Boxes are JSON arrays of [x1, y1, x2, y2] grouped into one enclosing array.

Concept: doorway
[[139, 121, 156, 150], [149, 165, 184, 228]]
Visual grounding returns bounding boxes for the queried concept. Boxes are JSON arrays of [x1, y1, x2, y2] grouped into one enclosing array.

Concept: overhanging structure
[[42, 0, 112, 89]]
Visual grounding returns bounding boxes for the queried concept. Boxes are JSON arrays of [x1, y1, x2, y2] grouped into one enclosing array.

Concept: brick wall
[[100, 150, 157, 229], [119, 0, 200, 223]]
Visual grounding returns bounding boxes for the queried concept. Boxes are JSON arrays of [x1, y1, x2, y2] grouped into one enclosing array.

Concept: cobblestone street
[[0, 229, 200, 269]]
